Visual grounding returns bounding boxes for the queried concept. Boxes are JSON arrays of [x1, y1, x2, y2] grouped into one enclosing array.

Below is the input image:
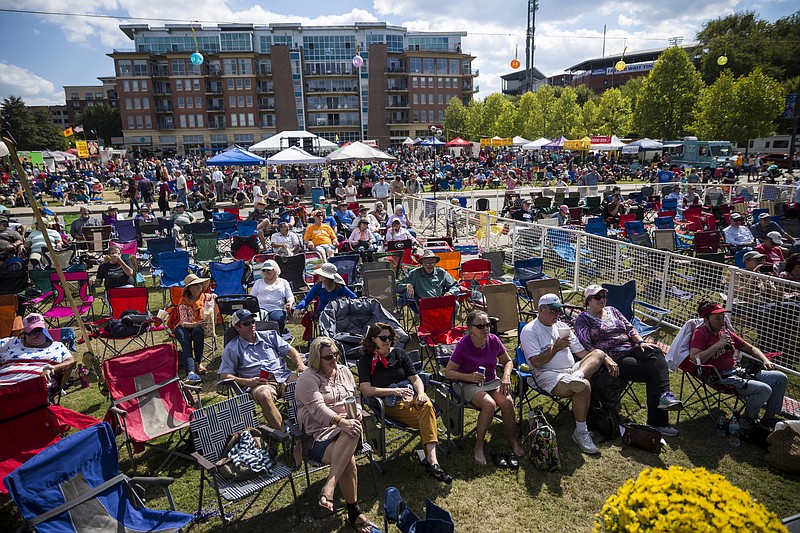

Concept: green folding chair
[[193, 232, 220, 263]]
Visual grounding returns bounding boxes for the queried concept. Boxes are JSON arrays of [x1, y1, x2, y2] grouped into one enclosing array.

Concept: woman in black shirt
[[357, 323, 452, 483]]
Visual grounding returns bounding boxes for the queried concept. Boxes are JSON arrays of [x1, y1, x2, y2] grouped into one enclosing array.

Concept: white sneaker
[[572, 429, 600, 454], [561, 373, 587, 393], [653, 425, 679, 437]]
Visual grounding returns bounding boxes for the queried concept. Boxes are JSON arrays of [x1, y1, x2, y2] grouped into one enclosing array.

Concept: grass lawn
[[1, 282, 798, 532]]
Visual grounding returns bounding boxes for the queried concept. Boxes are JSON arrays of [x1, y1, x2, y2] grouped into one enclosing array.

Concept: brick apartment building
[[109, 22, 478, 155], [63, 78, 119, 124]]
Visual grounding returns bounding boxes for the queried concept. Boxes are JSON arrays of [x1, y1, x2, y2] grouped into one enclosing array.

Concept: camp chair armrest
[[362, 396, 387, 426], [216, 378, 244, 396], [181, 383, 202, 392], [129, 476, 175, 486], [25, 474, 128, 528], [634, 300, 670, 316], [256, 424, 290, 444], [191, 451, 218, 472], [128, 476, 178, 509], [24, 290, 55, 306], [109, 405, 127, 417]]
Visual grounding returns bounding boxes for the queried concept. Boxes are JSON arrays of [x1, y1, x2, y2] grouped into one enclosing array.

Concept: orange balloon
[[510, 59, 520, 69]]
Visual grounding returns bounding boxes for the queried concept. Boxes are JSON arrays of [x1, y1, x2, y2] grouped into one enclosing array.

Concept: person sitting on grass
[[520, 293, 610, 455], [444, 310, 526, 467]]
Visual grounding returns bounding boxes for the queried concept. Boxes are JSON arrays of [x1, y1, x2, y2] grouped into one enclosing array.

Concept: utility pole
[[525, 0, 539, 92]]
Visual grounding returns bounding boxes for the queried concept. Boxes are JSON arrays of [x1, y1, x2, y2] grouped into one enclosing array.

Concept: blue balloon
[[190, 52, 204, 65]]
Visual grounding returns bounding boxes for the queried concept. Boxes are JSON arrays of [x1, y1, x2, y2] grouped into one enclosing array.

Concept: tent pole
[[1, 132, 98, 371]]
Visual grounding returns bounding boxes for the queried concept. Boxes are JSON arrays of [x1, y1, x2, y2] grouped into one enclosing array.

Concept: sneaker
[[425, 463, 453, 484], [658, 392, 683, 411], [572, 429, 600, 454], [561, 373, 587, 393], [185, 373, 202, 384], [653, 425, 679, 437]]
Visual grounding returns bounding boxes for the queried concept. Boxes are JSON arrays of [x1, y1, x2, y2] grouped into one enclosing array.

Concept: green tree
[[696, 11, 774, 85], [550, 86, 584, 138], [77, 103, 122, 146], [465, 100, 485, 140], [30, 108, 68, 151], [580, 98, 599, 136], [1, 96, 67, 151], [494, 98, 517, 138], [443, 98, 469, 139], [619, 77, 645, 117], [514, 92, 538, 140], [633, 47, 704, 139], [530, 85, 558, 138], [693, 70, 738, 140], [478, 93, 511, 137], [574, 84, 597, 106], [593, 88, 632, 137]]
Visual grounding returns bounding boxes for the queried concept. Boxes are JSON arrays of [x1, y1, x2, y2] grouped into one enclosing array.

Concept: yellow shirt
[[304, 223, 336, 246]]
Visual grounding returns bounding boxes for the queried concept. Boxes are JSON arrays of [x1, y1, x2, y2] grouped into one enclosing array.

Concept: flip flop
[[348, 513, 379, 533], [490, 452, 508, 468], [318, 492, 334, 512]]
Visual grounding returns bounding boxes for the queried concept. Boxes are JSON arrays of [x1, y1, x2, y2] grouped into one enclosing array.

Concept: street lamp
[[430, 126, 443, 230]]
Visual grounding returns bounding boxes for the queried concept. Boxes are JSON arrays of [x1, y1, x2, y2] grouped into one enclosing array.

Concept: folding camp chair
[[386, 239, 417, 268], [182, 221, 212, 249], [221, 319, 279, 348], [234, 219, 258, 238], [362, 268, 398, 314], [189, 394, 299, 525], [383, 486, 454, 533], [480, 282, 520, 335], [157, 249, 190, 306], [513, 257, 545, 289], [276, 253, 308, 293], [584, 218, 608, 238], [112, 218, 138, 244], [210, 260, 245, 296], [81, 225, 113, 262], [417, 295, 467, 374], [193, 232, 221, 263], [0, 376, 98, 494], [514, 345, 571, 428], [602, 280, 670, 338], [42, 271, 94, 327], [434, 251, 461, 282], [284, 380, 377, 510], [232, 235, 260, 263], [693, 230, 723, 255], [142, 236, 176, 274], [135, 218, 161, 246], [87, 287, 163, 359], [42, 247, 78, 271], [328, 253, 362, 290], [4, 422, 192, 532], [103, 343, 201, 472]]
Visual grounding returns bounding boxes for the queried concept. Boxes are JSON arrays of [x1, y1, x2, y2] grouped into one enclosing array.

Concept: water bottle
[[729, 416, 740, 447], [77, 364, 90, 389], [716, 415, 727, 438]]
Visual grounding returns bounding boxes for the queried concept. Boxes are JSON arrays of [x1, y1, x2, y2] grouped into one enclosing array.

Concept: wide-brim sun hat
[[316, 262, 345, 285], [183, 273, 210, 287], [418, 249, 440, 263]]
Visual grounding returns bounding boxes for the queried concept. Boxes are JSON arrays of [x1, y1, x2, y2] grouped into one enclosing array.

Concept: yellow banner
[[492, 137, 513, 147], [63, 127, 73, 137], [76, 140, 89, 158], [564, 139, 591, 151], [480, 138, 493, 146]]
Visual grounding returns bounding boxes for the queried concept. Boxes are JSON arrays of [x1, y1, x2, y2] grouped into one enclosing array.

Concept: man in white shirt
[[722, 212, 756, 253], [270, 222, 302, 255], [520, 294, 610, 455], [371, 176, 391, 204], [212, 168, 224, 200], [175, 170, 187, 205]]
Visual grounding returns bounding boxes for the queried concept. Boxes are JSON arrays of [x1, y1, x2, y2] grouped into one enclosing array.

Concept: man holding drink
[[219, 309, 306, 430]]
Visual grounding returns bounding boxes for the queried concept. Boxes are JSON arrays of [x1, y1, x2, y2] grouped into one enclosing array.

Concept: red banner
[[590, 136, 612, 144]]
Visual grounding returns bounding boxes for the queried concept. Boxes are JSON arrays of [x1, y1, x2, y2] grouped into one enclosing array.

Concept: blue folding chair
[[602, 280, 670, 338], [654, 216, 674, 230], [584, 217, 607, 237], [210, 260, 245, 296], [234, 219, 258, 238], [158, 250, 190, 305], [112, 219, 137, 243], [328, 254, 361, 290], [661, 197, 678, 213], [4, 422, 193, 533], [144, 236, 176, 273], [513, 257, 545, 289]]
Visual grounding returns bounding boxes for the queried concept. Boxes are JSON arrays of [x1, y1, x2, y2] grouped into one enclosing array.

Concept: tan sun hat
[[315, 262, 345, 285]]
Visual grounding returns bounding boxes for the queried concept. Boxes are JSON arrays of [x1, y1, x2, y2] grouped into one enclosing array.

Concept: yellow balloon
[[717, 55, 728, 66], [615, 60, 626, 71]]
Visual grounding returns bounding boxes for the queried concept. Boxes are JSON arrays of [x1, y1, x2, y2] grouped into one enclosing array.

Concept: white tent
[[401, 137, 415, 145], [266, 146, 327, 165], [249, 130, 338, 152], [326, 141, 396, 162], [590, 135, 626, 151], [512, 136, 530, 147], [521, 137, 551, 150]]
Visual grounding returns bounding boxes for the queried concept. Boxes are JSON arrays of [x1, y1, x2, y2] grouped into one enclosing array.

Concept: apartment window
[[186, 97, 193, 109], [438, 78, 443, 88], [117, 60, 132, 76], [127, 116, 134, 128], [124, 98, 132, 110], [412, 77, 419, 88], [449, 59, 459, 74], [429, 93, 434, 104], [420, 94, 426, 104], [144, 115, 152, 128], [438, 110, 444, 122], [236, 79, 243, 90], [227, 79, 235, 90], [179, 115, 187, 128], [247, 113, 254, 127], [423, 58, 434, 73], [193, 79, 200, 91], [436, 58, 447, 73], [134, 98, 141, 110], [195, 96, 202, 108], [188, 115, 195, 127], [409, 58, 421, 73], [230, 114, 238, 127], [122, 81, 130, 92], [420, 77, 426, 89], [196, 114, 204, 128], [141, 80, 148, 91], [421, 110, 426, 123], [445, 78, 451, 89], [239, 113, 245, 125], [245, 96, 253, 107], [177, 97, 185, 109], [143, 98, 150, 109], [238, 59, 252, 75], [136, 116, 143, 128], [229, 96, 236, 107], [438, 94, 443, 104], [413, 93, 418, 104], [171, 59, 185, 76], [238, 96, 244, 107], [224, 59, 238, 75], [71, 92, 79, 100], [244, 79, 251, 90], [133, 60, 148, 76], [428, 77, 433, 86]]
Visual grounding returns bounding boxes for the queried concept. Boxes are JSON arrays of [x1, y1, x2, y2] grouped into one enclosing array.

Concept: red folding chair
[[386, 239, 417, 268], [88, 287, 164, 359], [102, 343, 201, 471], [417, 295, 467, 373], [693, 230, 722, 255], [223, 206, 241, 220], [0, 377, 98, 493]]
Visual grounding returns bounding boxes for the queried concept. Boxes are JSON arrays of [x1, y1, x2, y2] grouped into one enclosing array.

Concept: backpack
[[523, 409, 561, 471], [587, 396, 622, 442]]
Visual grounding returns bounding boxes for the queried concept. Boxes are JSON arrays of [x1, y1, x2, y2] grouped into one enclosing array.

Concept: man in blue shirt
[[218, 309, 306, 429]]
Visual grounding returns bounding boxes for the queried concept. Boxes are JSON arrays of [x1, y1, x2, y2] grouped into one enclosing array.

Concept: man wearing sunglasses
[[0, 313, 75, 393], [218, 309, 306, 430], [520, 294, 609, 455]]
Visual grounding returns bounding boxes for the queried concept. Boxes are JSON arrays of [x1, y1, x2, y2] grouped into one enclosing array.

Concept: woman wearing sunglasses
[[445, 310, 526, 467], [574, 285, 682, 437], [357, 323, 452, 483], [295, 337, 379, 533]]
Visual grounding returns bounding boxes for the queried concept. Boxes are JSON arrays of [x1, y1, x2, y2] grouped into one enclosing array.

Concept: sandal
[[197, 363, 208, 375], [348, 513, 378, 533], [318, 492, 334, 512]]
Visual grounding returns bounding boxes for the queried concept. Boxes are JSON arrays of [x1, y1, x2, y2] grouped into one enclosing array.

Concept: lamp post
[[430, 126, 443, 230]]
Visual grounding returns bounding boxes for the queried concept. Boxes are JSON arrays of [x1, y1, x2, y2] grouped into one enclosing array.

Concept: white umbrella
[[249, 130, 338, 152], [267, 146, 327, 165], [521, 137, 551, 150], [326, 141, 396, 162]]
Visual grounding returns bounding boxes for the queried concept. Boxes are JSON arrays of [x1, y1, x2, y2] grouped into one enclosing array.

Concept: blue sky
[[0, 0, 795, 106]]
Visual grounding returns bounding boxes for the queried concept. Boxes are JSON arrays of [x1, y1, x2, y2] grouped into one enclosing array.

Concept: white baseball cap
[[538, 293, 563, 309]]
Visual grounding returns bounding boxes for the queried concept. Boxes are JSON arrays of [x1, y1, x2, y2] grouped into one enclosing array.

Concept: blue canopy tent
[[542, 136, 567, 150], [206, 147, 266, 166], [420, 137, 446, 146]]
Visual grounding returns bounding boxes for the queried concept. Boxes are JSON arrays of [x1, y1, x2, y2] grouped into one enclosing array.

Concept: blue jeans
[[719, 368, 788, 419], [174, 325, 204, 374], [267, 309, 288, 334], [177, 190, 187, 205]]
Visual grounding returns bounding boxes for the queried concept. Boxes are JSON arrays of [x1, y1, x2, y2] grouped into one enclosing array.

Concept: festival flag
[[63, 127, 73, 137], [74, 125, 84, 134]]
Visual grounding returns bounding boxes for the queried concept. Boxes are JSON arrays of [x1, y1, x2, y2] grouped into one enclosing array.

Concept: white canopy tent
[[401, 137, 415, 146], [521, 137, 551, 150], [512, 136, 530, 147], [249, 130, 338, 152], [266, 146, 327, 165], [326, 141, 396, 162], [590, 135, 626, 151]]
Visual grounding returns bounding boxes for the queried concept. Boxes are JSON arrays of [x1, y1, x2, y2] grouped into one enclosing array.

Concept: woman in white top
[[250, 259, 294, 337], [344, 178, 358, 203], [347, 218, 377, 250], [384, 219, 417, 245]]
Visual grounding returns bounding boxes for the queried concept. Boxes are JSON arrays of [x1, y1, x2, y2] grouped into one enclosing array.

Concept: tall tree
[[696, 11, 775, 85], [31, 108, 68, 150], [514, 92, 539, 140], [1, 96, 67, 151], [530, 85, 559, 138], [633, 47, 704, 139], [77, 103, 122, 146], [550, 86, 584, 138], [619, 77, 644, 117], [443, 97, 469, 139], [693, 70, 738, 141], [593, 88, 632, 137]]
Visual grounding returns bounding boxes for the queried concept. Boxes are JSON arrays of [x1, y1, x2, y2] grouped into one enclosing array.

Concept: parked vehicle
[[662, 137, 735, 173]]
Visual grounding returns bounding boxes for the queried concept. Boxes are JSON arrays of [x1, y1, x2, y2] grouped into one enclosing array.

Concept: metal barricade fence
[[407, 195, 800, 379]]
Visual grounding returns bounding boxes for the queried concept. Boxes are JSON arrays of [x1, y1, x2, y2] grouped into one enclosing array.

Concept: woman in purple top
[[574, 285, 682, 437], [445, 310, 525, 466]]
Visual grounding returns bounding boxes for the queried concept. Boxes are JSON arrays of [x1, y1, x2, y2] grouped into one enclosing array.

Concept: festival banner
[[63, 127, 73, 137], [76, 140, 89, 158]]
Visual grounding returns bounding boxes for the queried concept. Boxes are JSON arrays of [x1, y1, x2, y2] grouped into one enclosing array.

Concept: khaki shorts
[[461, 378, 501, 403], [250, 372, 298, 402]]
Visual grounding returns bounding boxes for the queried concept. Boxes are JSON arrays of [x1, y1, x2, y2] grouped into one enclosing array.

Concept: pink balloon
[[352, 55, 364, 68]]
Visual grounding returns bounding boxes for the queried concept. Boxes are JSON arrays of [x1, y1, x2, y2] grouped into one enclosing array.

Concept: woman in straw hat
[[292, 262, 356, 320], [175, 273, 216, 384]]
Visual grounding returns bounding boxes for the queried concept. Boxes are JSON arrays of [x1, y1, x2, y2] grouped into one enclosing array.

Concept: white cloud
[[0, 62, 64, 105]]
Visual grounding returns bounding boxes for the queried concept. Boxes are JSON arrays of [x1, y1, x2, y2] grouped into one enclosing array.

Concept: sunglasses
[[471, 323, 490, 329], [591, 294, 608, 300], [320, 351, 339, 361], [238, 320, 255, 327], [376, 335, 392, 342]]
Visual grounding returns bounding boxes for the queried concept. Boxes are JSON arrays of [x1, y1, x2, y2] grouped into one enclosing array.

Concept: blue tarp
[[206, 147, 266, 166]]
